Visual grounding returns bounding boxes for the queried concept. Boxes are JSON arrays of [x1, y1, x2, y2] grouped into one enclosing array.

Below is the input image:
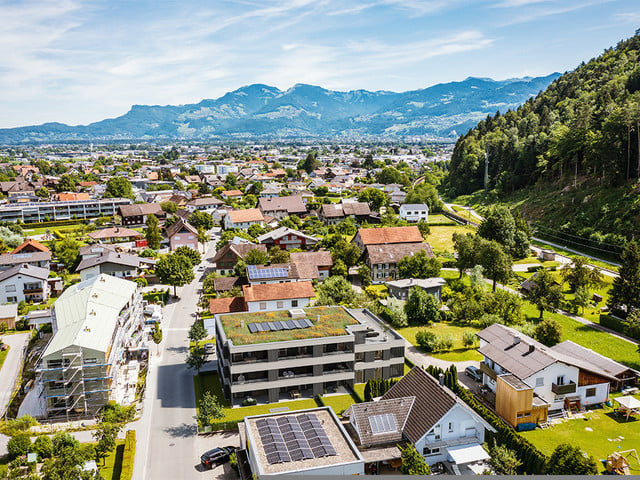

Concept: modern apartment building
[[37, 274, 144, 420], [215, 306, 405, 405], [0, 198, 132, 223]]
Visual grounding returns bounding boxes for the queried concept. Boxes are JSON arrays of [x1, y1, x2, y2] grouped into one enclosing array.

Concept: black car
[[465, 365, 482, 382], [200, 446, 235, 469]]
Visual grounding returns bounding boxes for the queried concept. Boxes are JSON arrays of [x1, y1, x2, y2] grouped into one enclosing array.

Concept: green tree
[[546, 443, 598, 475], [417, 219, 430, 237], [562, 256, 602, 292], [453, 233, 482, 278], [244, 248, 271, 265], [0, 226, 23, 249], [399, 444, 431, 475], [404, 288, 439, 324], [93, 422, 122, 466], [331, 259, 348, 277], [479, 240, 512, 291], [358, 264, 372, 287], [189, 320, 207, 347], [298, 151, 321, 173], [397, 251, 441, 279], [330, 239, 361, 267], [357, 188, 389, 211], [186, 347, 206, 374], [316, 276, 355, 305], [405, 183, 442, 212], [55, 174, 77, 192], [7, 434, 31, 459], [609, 240, 640, 314], [488, 440, 521, 475], [525, 270, 563, 319], [174, 245, 201, 266], [573, 286, 591, 314], [151, 323, 163, 352], [160, 201, 178, 214], [145, 214, 162, 250], [33, 435, 53, 459], [196, 391, 224, 428], [36, 186, 49, 199], [188, 211, 214, 231], [269, 247, 290, 264], [42, 432, 99, 480], [535, 317, 562, 346], [54, 236, 80, 271], [156, 253, 195, 296], [104, 177, 134, 199]]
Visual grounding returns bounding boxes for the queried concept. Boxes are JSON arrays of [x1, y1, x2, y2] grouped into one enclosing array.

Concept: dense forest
[[444, 32, 640, 242]]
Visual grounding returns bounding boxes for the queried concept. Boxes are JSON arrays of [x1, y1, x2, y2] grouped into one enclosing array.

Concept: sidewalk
[[0, 332, 30, 417]]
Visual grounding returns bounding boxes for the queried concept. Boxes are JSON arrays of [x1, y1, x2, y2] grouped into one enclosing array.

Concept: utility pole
[[484, 151, 489, 191]]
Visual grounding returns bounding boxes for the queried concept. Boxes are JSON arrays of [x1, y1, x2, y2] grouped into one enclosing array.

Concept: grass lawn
[[366, 284, 388, 297], [521, 302, 640, 371], [321, 393, 358, 415], [531, 239, 619, 271], [425, 224, 476, 254], [427, 214, 456, 225], [194, 372, 319, 425], [398, 322, 482, 362], [24, 223, 88, 237], [354, 383, 366, 400], [549, 271, 614, 323], [0, 347, 10, 372], [521, 402, 640, 473], [98, 440, 126, 480]]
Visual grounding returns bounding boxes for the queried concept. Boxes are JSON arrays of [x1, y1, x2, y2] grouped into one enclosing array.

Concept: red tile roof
[[209, 296, 247, 314], [227, 209, 264, 223], [357, 226, 423, 246], [11, 239, 50, 254], [242, 281, 315, 302]]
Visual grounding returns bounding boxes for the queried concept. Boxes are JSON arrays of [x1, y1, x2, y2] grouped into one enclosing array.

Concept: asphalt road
[[134, 239, 221, 480], [0, 332, 30, 417]]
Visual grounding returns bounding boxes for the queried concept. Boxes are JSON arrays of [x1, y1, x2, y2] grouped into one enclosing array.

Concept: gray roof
[[0, 263, 50, 283], [500, 374, 531, 390], [258, 195, 307, 214], [76, 252, 155, 272], [365, 242, 434, 265], [79, 244, 118, 257], [256, 227, 318, 244], [0, 251, 51, 266], [0, 304, 17, 319], [550, 340, 640, 380], [385, 277, 446, 290], [187, 196, 224, 207], [400, 203, 429, 210]]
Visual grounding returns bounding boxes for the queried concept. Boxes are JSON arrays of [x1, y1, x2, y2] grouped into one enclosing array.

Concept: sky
[[0, 0, 638, 128]]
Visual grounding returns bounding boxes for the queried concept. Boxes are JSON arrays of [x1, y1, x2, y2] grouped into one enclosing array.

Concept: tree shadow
[[110, 444, 125, 480], [164, 422, 198, 438]]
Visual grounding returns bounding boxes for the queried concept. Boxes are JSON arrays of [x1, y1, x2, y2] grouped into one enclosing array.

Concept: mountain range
[[0, 74, 561, 143]]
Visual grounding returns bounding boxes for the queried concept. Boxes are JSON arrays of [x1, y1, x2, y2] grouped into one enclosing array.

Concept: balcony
[[23, 287, 43, 294], [479, 361, 497, 380], [551, 381, 576, 395]]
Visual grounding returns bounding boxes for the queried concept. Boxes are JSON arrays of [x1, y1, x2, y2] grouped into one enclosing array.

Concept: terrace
[[219, 306, 359, 346]]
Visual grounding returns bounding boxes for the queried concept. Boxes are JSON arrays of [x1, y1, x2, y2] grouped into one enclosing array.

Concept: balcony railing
[[23, 287, 43, 294], [551, 381, 576, 395], [479, 361, 497, 380]]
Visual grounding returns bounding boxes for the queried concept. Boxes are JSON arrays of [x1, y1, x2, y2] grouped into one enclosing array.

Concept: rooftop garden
[[220, 306, 358, 345]]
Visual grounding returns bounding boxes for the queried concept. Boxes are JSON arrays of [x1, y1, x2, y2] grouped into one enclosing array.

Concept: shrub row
[[363, 378, 398, 402], [600, 314, 640, 341], [425, 364, 547, 474], [121, 430, 136, 480]]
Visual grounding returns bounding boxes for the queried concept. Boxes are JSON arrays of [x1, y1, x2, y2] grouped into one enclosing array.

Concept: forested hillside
[[444, 33, 640, 243]]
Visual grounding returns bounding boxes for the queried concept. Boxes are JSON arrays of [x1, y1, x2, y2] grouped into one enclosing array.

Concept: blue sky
[[0, 0, 638, 128]]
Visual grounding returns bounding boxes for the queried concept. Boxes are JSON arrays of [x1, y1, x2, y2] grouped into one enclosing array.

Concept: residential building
[[37, 275, 144, 419], [242, 281, 315, 312], [386, 277, 446, 301], [224, 209, 265, 230], [344, 367, 495, 473], [399, 203, 429, 222], [290, 251, 333, 281], [320, 202, 371, 225], [88, 227, 142, 244], [256, 227, 318, 251], [257, 195, 307, 220], [246, 264, 315, 286], [185, 196, 224, 212], [11, 239, 50, 255], [119, 203, 166, 226], [365, 243, 434, 283], [354, 226, 423, 252], [243, 407, 365, 478], [78, 244, 118, 261], [211, 242, 268, 275], [0, 198, 132, 223], [76, 252, 155, 282], [222, 189, 244, 200], [0, 251, 51, 272], [0, 304, 18, 330], [166, 218, 199, 251], [477, 323, 639, 428], [209, 297, 247, 316], [0, 263, 50, 304], [214, 306, 405, 404]]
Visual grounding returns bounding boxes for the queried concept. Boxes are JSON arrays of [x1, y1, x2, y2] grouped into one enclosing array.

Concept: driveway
[[0, 332, 30, 417], [194, 431, 240, 479]]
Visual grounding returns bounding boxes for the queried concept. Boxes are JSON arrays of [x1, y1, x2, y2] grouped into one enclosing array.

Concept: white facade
[[0, 273, 49, 304], [414, 404, 489, 466], [195, 164, 215, 174], [79, 265, 136, 283], [245, 296, 311, 313], [224, 216, 264, 230], [399, 203, 429, 222]]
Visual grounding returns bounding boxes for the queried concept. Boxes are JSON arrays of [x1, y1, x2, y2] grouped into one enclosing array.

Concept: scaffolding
[[39, 346, 113, 422]]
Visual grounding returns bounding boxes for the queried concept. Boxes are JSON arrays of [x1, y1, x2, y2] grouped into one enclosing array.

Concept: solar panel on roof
[[369, 413, 397, 434], [248, 323, 258, 333]]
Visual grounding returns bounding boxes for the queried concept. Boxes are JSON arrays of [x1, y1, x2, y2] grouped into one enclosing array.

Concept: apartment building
[[37, 274, 144, 420], [399, 203, 429, 222], [0, 198, 132, 223], [215, 306, 405, 405]]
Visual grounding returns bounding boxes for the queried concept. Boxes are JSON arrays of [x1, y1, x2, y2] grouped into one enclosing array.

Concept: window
[[556, 375, 565, 385], [586, 387, 597, 397], [174, 235, 181, 240], [291, 300, 298, 307], [535, 377, 544, 387], [259, 302, 267, 310], [4, 285, 15, 293], [434, 424, 441, 440], [516, 411, 531, 419], [423, 447, 440, 456], [448, 422, 454, 432], [7, 297, 16, 303], [277, 301, 283, 309]]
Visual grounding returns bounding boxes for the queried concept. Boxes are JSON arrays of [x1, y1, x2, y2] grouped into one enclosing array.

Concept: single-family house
[[354, 226, 424, 252], [386, 277, 446, 301], [0, 251, 52, 272], [76, 252, 155, 282], [242, 281, 315, 312], [88, 227, 142, 244], [222, 190, 244, 200], [119, 203, 166, 226], [224, 209, 265, 230], [0, 263, 50, 304], [211, 242, 268, 275], [185, 196, 224, 212], [11, 239, 50, 255], [399, 204, 429, 222], [245, 263, 315, 285], [257, 195, 307, 220], [166, 218, 199, 251], [289, 251, 333, 280], [364, 243, 434, 283], [256, 227, 318, 250], [320, 202, 371, 225]]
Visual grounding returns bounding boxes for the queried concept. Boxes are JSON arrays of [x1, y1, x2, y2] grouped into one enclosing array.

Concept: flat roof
[[245, 407, 363, 475], [218, 306, 358, 346]]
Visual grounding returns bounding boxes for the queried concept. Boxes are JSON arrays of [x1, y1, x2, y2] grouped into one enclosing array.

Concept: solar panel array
[[248, 318, 313, 333], [368, 413, 397, 434], [247, 265, 289, 280], [257, 413, 337, 465]]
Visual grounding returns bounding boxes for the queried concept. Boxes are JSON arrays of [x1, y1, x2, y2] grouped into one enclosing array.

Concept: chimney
[[439, 373, 445, 386], [316, 314, 320, 322], [513, 335, 521, 346], [528, 344, 535, 353]]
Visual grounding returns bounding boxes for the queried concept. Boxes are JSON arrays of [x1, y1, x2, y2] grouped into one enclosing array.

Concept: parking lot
[[194, 430, 241, 479]]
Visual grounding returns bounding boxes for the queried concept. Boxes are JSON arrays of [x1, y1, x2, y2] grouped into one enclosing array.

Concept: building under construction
[[37, 274, 143, 420]]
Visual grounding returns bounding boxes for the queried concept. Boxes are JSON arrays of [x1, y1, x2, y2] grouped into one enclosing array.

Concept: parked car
[[197, 265, 206, 272], [200, 447, 235, 469], [465, 365, 482, 382], [204, 343, 216, 355]]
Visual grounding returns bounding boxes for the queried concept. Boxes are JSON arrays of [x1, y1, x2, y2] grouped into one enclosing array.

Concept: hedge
[[600, 314, 640, 341], [425, 364, 548, 474], [121, 430, 136, 480]]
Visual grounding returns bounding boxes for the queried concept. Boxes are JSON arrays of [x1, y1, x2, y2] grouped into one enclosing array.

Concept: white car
[[197, 265, 206, 272], [204, 343, 216, 355]]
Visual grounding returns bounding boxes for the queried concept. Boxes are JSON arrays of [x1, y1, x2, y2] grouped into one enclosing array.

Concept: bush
[[134, 277, 148, 288], [527, 265, 543, 273], [242, 398, 258, 406], [462, 330, 478, 348], [7, 434, 31, 459], [33, 435, 53, 459], [2, 416, 38, 436], [415, 331, 454, 352], [478, 313, 501, 328]]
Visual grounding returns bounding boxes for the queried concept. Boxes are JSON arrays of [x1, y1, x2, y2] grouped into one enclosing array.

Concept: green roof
[[219, 306, 358, 345]]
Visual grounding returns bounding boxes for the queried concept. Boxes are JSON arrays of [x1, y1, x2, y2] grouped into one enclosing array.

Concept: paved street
[[0, 332, 30, 417]]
